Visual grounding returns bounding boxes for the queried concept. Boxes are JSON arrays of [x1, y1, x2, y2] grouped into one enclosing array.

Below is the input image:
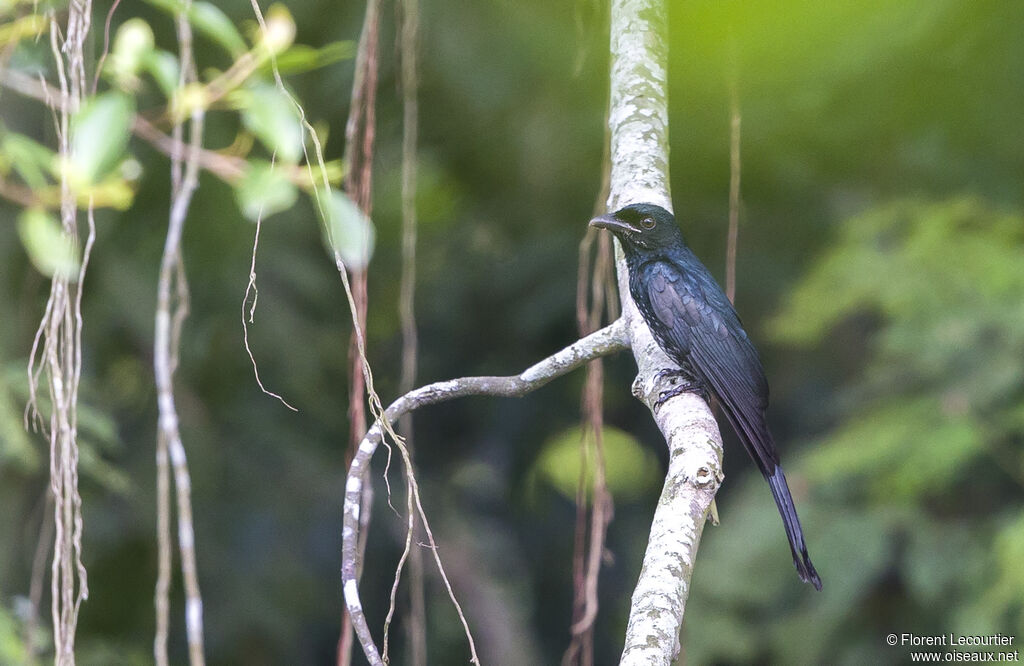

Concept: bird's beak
[[589, 214, 637, 234]]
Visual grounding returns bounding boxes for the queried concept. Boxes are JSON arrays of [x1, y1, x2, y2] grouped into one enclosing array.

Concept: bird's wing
[[641, 259, 779, 472]]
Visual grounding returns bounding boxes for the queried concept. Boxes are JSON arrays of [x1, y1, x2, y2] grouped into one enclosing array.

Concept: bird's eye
[[640, 217, 656, 230]]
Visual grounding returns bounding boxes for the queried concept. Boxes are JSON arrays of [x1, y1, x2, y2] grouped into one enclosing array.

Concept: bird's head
[[589, 203, 684, 254]]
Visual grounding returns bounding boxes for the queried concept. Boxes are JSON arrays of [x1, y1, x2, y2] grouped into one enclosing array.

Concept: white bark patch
[[359, 429, 380, 453], [344, 580, 362, 610], [178, 523, 194, 551], [186, 598, 203, 635]]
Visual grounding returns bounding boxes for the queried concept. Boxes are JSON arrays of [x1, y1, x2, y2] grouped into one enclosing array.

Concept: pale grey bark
[[341, 322, 630, 665], [607, 0, 725, 664]]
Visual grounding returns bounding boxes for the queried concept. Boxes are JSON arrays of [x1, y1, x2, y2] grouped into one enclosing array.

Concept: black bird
[[590, 202, 822, 590]]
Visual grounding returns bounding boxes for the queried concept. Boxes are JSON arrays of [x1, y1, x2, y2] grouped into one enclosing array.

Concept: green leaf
[[239, 83, 304, 163], [234, 161, 298, 221], [258, 4, 296, 54], [323, 190, 375, 270], [0, 13, 46, 48], [142, 50, 180, 98], [70, 92, 134, 184], [142, 0, 247, 56], [0, 603, 27, 666], [17, 208, 79, 279], [189, 2, 247, 56], [257, 41, 355, 77], [1, 132, 54, 188], [107, 18, 154, 86]]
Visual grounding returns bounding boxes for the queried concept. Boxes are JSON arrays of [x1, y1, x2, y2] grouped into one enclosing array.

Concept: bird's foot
[[654, 368, 693, 383], [653, 369, 709, 409], [655, 382, 708, 408]]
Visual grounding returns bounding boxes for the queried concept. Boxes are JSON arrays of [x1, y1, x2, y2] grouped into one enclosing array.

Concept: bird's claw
[[654, 381, 710, 410], [653, 367, 708, 410], [654, 368, 689, 383]]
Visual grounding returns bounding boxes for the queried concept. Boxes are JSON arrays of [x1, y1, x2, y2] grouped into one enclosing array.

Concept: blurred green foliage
[[0, 0, 1022, 664], [0, 603, 28, 664], [17, 208, 79, 279], [0, 132, 53, 190], [325, 189, 376, 270], [71, 93, 136, 186], [234, 159, 298, 221], [684, 198, 1024, 664], [530, 425, 661, 502], [778, 199, 1024, 501]]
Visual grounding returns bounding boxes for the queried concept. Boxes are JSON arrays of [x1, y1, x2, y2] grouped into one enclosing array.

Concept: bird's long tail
[[767, 465, 822, 590]]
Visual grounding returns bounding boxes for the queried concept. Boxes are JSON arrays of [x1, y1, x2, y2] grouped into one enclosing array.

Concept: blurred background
[[1, 0, 1022, 663]]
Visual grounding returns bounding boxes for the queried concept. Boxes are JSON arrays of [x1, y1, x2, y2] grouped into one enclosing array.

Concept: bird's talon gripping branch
[[654, 367, 686, 383], [651, 366, 711, 409], [655, 382, 709, 410]]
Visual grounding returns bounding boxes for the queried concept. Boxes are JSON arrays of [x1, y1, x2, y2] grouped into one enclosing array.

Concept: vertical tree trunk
[[606, 1, 725, 664]]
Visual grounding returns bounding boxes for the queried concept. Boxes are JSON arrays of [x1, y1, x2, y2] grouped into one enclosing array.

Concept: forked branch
[[341, 320, 630, 665]]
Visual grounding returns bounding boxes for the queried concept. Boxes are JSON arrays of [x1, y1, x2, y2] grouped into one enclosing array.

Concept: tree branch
[[606, 0, 725, 664], [341, 319, 630, 665]]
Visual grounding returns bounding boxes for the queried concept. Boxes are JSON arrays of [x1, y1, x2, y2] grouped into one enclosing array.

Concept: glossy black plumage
[[591, 203, 822, 590]]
